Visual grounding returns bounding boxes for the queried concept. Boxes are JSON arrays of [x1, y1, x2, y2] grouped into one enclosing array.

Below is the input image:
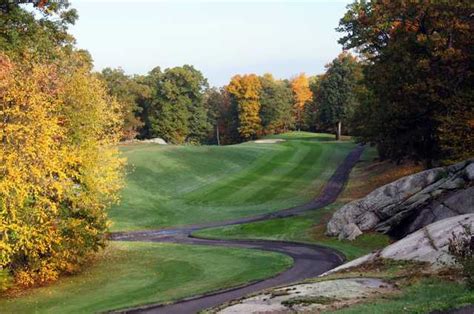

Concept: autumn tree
[[259, 74, 294, 134], [0, 1, 124, 289], [226, 74, 262, 140], [318, 52, 362, 140], [338, 0, 473, 164], [291, 73, 313, 131], [0, 53, 124, 288]]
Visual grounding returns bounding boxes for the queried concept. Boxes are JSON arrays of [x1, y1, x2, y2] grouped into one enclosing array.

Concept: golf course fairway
[[111, 132, 355, 231]]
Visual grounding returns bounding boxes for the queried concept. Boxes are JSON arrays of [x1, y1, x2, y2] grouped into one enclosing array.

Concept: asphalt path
[[110, 145, 365, 314]]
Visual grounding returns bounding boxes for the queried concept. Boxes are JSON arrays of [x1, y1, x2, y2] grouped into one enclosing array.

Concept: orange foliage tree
[[291, 73, 313, 130], [226, 74, 262, 140]]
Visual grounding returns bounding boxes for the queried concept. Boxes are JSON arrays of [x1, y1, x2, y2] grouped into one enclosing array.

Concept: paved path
[[110, 145, 365, 314]]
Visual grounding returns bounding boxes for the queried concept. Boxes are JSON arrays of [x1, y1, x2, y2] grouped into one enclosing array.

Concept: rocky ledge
[[213, 278, 395, 314], [327, 159, 474, 240], [324, 214, 474, 274]]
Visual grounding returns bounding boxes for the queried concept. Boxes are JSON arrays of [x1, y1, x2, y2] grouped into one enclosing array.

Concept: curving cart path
[[110, 145, 365, 314]]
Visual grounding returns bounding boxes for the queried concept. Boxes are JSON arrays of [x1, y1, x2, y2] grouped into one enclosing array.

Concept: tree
[[0, 53, 124, 288], [338, 0, 473, 165], [291, 73, 313, 131], [99, 68, 148, 140], [142, 65, 210, 144], [318, 52, 362, 140], [0, 1, 124, 289], [259, 74, 294, 134], [204, 87, 239, 145], [0, 0, 78, 61], [226, 74, 262, 140], [303, 75, 322, 132]]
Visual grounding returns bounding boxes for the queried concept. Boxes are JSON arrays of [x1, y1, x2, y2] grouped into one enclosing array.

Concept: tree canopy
[[291, 73, 313, 130], [227, 74, 262, 140], [0, 2, 124, 289], [338, 0, 473, 164], [318, 52, 362, 140], [259, 74, 294, 135]]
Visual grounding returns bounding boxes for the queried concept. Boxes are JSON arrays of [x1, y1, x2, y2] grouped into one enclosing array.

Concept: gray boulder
[[324, 214, 474, 275], [327, 159, 474, 240], [142, 137, 167, 145]]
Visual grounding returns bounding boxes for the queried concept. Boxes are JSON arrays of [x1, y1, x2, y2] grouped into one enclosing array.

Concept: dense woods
[[1, 0, 472, 292]]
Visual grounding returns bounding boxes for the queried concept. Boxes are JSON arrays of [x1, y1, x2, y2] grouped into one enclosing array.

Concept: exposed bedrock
[[324, 214, 474, 272], [327, 159, 474, 240]]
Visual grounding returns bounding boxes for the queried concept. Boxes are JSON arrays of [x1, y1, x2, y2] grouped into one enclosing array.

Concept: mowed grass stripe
[[185, 143, 297, 205], [238, 141, 319, 204]]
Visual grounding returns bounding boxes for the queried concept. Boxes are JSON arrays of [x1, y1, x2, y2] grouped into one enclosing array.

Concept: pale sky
[[68, 0, 352, 86]]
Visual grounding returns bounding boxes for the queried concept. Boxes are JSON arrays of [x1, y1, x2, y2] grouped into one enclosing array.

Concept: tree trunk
[[216, 122, 220, 146], [297, 110, 301, 131], [336, 121, 342, 141]]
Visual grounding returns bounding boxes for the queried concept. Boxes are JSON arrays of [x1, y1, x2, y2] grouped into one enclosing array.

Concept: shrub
[[448, 224, 474, 289]]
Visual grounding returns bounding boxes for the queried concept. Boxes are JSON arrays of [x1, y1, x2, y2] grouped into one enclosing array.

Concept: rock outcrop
[[215, 278, 394, 314], [324, 214, 474, 275], [120, 137, 168, 145], [327, 159, 474, 240]]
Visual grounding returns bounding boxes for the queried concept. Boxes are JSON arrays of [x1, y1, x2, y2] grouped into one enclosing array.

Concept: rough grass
[[330, 278, 474, 314], [301, 259, 474, 313], [0, 242, 292, 313], [111, 132, 355, 231]]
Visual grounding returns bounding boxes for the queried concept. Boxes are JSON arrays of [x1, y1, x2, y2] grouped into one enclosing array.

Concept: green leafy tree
[[259, 74, 294, 134], [338, 0, 473, 165], [142, 65, 210, 144], [318, 52, 361, 140], [303, 75, 322, 131], [99, 68, 149, 140], [204, 87, 239, 145], [0, 0, 78, 61]]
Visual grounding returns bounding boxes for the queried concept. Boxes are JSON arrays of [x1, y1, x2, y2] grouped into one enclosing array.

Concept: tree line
[[100, 58, 363, 145]]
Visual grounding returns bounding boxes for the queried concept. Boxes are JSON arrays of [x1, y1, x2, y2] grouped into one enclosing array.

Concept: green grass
[[0, 242, 292, 313], [110, 132, 355, 231], [329, 278, 474, 314], [193, 203, 390, 261]]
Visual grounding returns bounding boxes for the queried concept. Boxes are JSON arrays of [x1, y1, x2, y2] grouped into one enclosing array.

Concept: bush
[[448, 224, 474, 289]]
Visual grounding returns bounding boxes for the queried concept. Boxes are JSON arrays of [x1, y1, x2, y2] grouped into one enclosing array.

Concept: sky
[[69, 0, 353, 86]]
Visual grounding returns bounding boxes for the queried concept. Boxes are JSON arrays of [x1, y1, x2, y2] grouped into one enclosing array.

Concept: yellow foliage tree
[[291, 73, 313, 130], [0, 53, 124, 287], [226, 74, 262, 140]]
